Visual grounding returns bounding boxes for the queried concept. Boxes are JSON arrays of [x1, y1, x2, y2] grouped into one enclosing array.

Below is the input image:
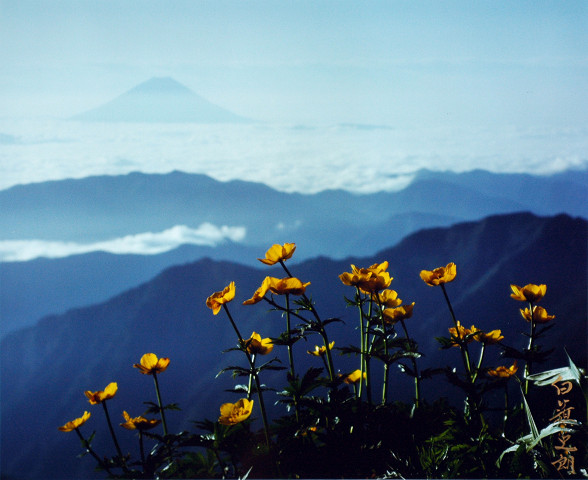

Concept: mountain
[[2, 169, 585, 336], [1, 212, 586, 479], [1, 169, 585, 246], [71, 77, 249, 123], [0, 242, 261, 338]]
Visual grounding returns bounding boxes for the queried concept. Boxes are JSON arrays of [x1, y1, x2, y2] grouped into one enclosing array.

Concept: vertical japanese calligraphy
[[550, 376, 577, 474]]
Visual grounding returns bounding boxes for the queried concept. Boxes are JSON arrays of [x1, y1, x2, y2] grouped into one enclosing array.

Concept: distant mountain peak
[[129, 76, 193, 95], [71, 77, 250, 124]]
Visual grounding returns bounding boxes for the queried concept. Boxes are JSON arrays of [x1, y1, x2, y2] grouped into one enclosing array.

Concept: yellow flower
[[510, 283, 546, 303], [120, 411, 161, 431], [476, 329, 504, 345], [382, 302, 415, 324], [243, 332, 274, 355], [447, 322, 475, 347], [520, 305, 555, 324], [206, 281, 236, 314], [218, 398, 254, 425], [258, 243, 296, 265], [243, 276, 310, 304], [58, 411, 91, 432], [342, 369, 367, 384], [269, 276, 311, 295], [339, 262, 392, 293], [420, 262, 457, 286], [487, 361, 518, 379], [85, 382, 118, 405], [133, 353, 170, 375], [243, 277, 272, 305], [307, 341, 335, 357], [377, 289, 402, 308]]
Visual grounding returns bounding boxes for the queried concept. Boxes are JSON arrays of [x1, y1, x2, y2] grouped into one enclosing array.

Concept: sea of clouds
[[1, 119, 587, 261], [1, 119, 587, 194]]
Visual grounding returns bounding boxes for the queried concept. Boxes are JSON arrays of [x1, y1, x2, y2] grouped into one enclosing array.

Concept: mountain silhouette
[[2, 169, 586, 337], [1, 212, 586, 479], [71, 77, 249, 123]]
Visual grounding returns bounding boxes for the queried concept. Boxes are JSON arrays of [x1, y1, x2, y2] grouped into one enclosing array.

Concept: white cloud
[[0, 224, 246, 262]]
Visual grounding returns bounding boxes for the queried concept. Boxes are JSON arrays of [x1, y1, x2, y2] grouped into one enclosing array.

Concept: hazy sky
[[1, 0, 587, 125]]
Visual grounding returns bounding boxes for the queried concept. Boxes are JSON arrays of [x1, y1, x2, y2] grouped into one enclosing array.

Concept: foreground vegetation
[[59, 243, 587, 478]]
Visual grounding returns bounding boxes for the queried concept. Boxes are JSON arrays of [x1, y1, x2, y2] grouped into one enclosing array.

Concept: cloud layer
[[1, 120, 586, 194], [0, 224, 246, 262]]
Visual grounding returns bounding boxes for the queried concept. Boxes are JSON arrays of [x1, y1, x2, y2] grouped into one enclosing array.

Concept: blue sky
[[1, 0, 587, 124]]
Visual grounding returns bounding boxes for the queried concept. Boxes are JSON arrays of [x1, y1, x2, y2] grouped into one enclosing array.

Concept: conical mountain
[[72, 77, 249, 123]]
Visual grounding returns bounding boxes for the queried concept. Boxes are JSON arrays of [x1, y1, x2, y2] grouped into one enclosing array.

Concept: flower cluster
[[60, 240, 579, 479]]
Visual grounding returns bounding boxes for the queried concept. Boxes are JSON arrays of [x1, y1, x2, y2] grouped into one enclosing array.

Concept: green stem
[[285, 293, 296, 380], [252, 368, 271, 446], [222, 304, 271, 445], [376, 296, 389, 406], [280, 259, 335, 381], [524, 301, 536, 395], [400, 319, 420, 409], [365, 298, 374, 406], [441, 284, 473, 381], [74, 428, 115, 476], [319, 328, 335, 382], [357, 289, 366, 401], [153, 373, 168, 436], [502, 383, 509, 437], [471, 342, 486, 384], [101, 401, 125, 461], [139, 430, 146, 471]]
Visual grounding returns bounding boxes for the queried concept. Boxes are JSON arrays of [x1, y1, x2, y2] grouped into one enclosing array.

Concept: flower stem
[[280, 259, 335, 381], [223, 304, 271, 446], [441, 284, 473, 381], [75, 428, 115, 476], [400, 319, 420, 409], [524, 301, 536, 395], [153, 373, 168, 436], [357, 289, 365, 401], [285, 293, 296, 380], [472, 342, 486, 384], [139, 430, 146, 470], [101, 401, 125, 462]]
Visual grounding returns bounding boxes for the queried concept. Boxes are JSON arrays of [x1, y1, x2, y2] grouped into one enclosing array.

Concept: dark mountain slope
[[1, 212, 586, 479]]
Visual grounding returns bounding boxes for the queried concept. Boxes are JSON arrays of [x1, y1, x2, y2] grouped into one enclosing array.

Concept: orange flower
[[420, 263, 457, 286], [520, 306, 555, 323], [382, 302, 415, 324], [476, 329, 504, 345], [120, 411, 161, 431], [58, 411, 91, 432], [218, 398, 254, 425], [243, 332, 274, 355], [269, 277, 310, 295], [258, 243, 296, 265], [342, 369, 367, 384], [307, 341, 335, 357], [85, 382, 118, 405], [377, 289, 402, 308], [510, 284, 546, 303], [206, 281, 236, 314], [243, 276, 310, 304], [243, 277, 272, 305], [133, 353, 170, 375], [339, 262, 392, 293], [447, 322, 475, 347], [487, 361, 518, 379]]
